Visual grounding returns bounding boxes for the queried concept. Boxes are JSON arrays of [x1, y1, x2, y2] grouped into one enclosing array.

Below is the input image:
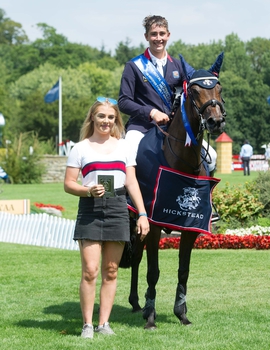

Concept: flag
[[267, 96, 270, 105], [44, 80, 59, 103]]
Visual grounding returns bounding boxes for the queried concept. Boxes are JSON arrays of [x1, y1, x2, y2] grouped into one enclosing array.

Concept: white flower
[[225, 226, 270, 236]]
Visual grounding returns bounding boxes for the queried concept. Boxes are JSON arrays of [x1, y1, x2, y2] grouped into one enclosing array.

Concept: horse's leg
[[128, 215, 144, 312], [129, 232, 145, 312], [174, 231, 198, 325], [143, 224, 161, 330]]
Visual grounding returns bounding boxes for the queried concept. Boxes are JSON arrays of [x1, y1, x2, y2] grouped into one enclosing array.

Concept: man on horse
[[118, 14, 217, 174], [118, 15, 223, 329]]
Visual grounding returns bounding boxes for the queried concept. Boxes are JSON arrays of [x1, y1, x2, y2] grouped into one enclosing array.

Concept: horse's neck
[[164, 104, 204, 175]]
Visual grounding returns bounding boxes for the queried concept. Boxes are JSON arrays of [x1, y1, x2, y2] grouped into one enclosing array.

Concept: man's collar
[[144, 48, 173, 63]]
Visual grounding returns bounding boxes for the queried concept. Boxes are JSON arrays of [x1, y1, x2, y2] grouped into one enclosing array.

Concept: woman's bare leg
[[98, 241, 124, 325]]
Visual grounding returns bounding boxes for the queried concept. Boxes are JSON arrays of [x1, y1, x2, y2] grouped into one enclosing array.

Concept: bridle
[[187, 83, 226, 132], [159, 81, 226, 174]]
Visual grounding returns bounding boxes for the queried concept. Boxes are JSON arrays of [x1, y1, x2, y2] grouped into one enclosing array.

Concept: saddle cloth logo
[[176, 187, 201, 210], [148, 166, 220, 235]]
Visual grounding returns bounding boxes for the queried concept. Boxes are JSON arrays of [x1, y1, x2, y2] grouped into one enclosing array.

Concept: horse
[[127, 52, 226, 329]]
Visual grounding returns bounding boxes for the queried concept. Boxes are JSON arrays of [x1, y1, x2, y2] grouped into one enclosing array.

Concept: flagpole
[[58, 76, 62, 155]]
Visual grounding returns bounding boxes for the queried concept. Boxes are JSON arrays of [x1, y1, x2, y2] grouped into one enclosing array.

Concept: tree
[[168, 39, 224, 69], [220, 70, 270, 154], [0, 9, 28, 45], [246, 37, 270, 86], [223, 34, 251, 79], [78, 62, 121, 99], [115, 38, 145, 65]]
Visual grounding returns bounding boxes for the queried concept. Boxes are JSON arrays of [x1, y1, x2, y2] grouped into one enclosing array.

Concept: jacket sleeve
[[118, 62, 152, 121]]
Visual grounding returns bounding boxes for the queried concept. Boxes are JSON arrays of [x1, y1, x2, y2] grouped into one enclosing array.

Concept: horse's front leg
[[143, 224, 161, 330], [174, 231, 198, 325], [129, 232, 145, 312]]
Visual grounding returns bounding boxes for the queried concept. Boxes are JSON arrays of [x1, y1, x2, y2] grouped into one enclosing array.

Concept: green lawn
[[0, 243, 269, 350], [215, 171, 259, 187], [0, 171, 261, 220], [0, 182, 79, 220]]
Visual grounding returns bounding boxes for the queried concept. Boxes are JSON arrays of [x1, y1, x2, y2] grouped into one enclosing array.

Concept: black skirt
[[74, 194, 130, 242]]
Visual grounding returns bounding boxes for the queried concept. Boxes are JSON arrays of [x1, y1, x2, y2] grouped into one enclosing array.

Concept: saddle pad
[[127, 126, 220, 234]]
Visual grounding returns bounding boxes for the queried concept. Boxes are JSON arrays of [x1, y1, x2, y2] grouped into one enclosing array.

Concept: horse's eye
[[190, 86, 200, 96]]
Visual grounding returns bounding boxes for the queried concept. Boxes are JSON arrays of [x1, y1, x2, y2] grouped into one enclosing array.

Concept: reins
[[158, 85, 225, 174]]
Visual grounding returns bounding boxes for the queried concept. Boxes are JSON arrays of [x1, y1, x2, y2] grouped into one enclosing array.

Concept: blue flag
[[267, 96, 270, 105], [44, 80, 59, 103]]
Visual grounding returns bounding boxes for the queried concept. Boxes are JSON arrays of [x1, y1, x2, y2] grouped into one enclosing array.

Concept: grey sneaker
[[81, 324, 93, 339], [95, 322, 115, 335]]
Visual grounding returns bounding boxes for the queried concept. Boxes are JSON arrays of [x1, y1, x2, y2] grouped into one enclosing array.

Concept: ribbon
[[181, 92, 198, 146], [132, 54, 173, 112]]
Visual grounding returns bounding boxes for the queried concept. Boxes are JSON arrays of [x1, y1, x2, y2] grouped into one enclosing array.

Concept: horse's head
[[180, 52, 226, 135]]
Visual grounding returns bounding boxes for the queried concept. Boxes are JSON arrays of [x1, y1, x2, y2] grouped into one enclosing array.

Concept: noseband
[[187, 84, 226, 126]]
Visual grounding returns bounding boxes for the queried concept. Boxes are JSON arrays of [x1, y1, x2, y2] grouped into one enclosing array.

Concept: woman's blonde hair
[[80, 99, 125, 140]]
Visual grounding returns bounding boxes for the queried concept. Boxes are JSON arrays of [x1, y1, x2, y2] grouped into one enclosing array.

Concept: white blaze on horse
[[126, 52, 226, 329]]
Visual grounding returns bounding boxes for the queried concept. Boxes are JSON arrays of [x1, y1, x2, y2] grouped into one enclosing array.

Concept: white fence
[[0, 212, 79, 250]]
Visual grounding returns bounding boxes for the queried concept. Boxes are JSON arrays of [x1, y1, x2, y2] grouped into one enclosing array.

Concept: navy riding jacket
[[118, 49, 186, 133]]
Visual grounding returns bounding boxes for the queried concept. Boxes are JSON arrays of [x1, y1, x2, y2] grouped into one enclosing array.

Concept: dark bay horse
[[128, 52, 226, 329]]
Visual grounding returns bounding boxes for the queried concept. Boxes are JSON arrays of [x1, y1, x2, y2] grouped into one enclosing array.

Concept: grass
[[0, 182, 79, 220], [0, 173, 269, 348], [215, 171, 259, 187], [0, 243, 269, 350], [0, 171, 261, 221]]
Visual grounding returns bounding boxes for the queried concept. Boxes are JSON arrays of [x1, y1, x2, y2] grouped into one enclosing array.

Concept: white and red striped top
[[66, 138, 136, 188]]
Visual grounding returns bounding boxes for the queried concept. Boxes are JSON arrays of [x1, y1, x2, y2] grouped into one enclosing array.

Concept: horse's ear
[[179, 54, 195, 82], [209, 52, 224, 77]]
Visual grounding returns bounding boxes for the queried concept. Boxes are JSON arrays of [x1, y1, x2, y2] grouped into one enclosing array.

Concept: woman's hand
[[136, 216, 150, 241], [89, 184, 105, 197]]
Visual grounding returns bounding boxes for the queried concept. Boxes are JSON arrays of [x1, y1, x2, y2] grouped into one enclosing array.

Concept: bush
[[212, 181, 264, 232], [252, 171, 270, 216], [0, 132, 53, 184]]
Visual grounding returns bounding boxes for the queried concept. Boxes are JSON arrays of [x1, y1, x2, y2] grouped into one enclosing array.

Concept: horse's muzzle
[[206, 117, 226, 135]]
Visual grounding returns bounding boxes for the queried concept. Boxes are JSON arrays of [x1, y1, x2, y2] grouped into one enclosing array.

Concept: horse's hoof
[[178, 313, 192, 326], [143, 309, 157, 330], [144, 322, 157, 330]]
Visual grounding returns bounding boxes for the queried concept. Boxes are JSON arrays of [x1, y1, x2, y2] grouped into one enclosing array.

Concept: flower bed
[[34, 202, 64, 211], [33, 202, 64, 217], [159, 229, 270, 250]]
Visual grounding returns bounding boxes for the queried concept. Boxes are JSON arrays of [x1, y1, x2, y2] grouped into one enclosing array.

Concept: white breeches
[[124, 130, 145, 162], [202, 139, 217, 172], [125, 130, 217, 173]]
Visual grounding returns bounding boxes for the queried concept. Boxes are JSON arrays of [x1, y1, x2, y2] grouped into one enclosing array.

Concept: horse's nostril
[[207, 117, 216, 126]]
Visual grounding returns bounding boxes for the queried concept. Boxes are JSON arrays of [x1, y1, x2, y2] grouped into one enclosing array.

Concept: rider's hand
[[151, 109, 170, 126]]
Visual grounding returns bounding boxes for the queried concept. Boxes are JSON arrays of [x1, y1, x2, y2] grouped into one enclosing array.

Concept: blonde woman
[[64, 97, 149, 338]]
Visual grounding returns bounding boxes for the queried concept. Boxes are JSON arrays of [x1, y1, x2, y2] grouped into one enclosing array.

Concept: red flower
[[34, 202, 65, 212], [158, 234, 270, 250]]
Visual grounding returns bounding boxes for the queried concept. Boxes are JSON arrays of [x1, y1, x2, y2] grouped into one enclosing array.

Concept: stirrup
[[211, 212, 220, 223], [163, 227, 172, 235], [211, 203, 220, 223]]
